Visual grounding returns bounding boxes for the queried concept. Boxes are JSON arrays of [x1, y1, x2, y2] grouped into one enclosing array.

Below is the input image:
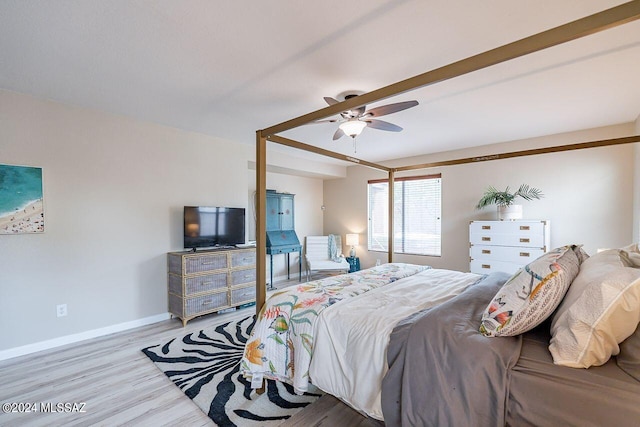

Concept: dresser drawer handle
[[200, 281, 213, 286], [520, 238, 530, 243], [244, 274, 253, 279], [202, 300, 213, 305], [482, 237, 491, 242], [201, 261, 215, 265], [520, 226, 530, 230], [520, 252, 530, 257], [482, 249, 491, 254], [482, 225, 491, 230], [482, 264, 491, 269], [242, 257, 252, 262]]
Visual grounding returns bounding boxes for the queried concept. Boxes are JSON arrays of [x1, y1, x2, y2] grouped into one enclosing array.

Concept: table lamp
[[346, 233, 359, 257]]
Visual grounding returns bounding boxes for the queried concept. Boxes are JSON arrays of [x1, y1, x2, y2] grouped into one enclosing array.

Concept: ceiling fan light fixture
[[339, 119, 367, 138]]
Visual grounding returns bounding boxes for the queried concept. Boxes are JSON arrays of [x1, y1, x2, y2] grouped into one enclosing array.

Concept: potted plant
[[475, 184, 543, 220]]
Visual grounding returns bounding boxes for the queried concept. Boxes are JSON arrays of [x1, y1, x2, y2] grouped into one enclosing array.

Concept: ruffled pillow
[[549, 245, 640, 368]]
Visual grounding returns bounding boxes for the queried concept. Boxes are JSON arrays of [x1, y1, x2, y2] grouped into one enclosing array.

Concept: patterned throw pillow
[[480, 245, 583, 337]]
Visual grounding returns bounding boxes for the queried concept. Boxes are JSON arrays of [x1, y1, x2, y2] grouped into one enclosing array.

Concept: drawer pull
[[482, 264, 491, 269], [520, 252, 530, 257], [520, 226, 530, 230], [201, 281, 213, 286], [520, 238, 530, 243], [201, 261, 215, 265], [242, 257, 252, 261], [202, 300, 213, 305], [482, 225, 491, 230], [244, 274, 253, 279], [482, 237, 491, 242], [482, 249, 491, 254]]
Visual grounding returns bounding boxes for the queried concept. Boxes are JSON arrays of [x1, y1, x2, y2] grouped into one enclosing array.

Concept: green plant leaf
[[476, 184, 543, 209]]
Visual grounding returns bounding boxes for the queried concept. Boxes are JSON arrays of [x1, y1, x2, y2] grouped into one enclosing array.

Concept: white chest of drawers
[[469, 220, 550, 275]]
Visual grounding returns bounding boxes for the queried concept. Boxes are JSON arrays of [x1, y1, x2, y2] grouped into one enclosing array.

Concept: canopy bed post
[[243, 6, 640, 418], [388, 170, 395, 263], [256, 130, 267, 316]]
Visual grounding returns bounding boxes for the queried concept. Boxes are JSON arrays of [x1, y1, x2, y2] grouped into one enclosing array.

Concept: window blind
[[367, 174, 441, 256]]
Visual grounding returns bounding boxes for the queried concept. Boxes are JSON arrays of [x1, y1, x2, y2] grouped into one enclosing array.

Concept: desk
[[267, 246, 302, 289], [346, 256, 360, 273], [266, 230, 302, 289]]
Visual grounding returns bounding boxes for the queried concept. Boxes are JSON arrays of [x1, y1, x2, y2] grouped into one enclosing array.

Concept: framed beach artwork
[[0, 164, 45, 234]]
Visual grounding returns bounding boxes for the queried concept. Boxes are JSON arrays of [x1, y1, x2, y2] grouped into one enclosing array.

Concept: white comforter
[[309, 268, 482, 420]]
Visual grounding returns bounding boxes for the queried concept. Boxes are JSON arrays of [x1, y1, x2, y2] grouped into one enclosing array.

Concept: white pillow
[[549, 246, 640, 368]]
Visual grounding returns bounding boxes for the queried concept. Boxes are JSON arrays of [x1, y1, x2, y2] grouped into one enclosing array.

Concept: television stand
[[168, 247, 257, 326]]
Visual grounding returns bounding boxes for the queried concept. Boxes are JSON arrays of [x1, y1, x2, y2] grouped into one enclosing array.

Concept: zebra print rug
[[142, 315, 321, 426]]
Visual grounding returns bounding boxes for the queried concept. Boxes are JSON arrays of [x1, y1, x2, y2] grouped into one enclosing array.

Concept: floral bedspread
[[240, 263, 430, 393]]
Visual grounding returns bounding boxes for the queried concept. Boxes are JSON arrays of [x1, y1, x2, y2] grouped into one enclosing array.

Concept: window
[[368, 174, 441, 256]]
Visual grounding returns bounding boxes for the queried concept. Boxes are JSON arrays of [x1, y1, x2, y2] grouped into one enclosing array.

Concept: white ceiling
[[1, 0, 639, 164]]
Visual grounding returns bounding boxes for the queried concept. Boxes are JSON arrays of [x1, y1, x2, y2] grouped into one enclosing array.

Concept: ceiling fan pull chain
[[353, 137, 357, 153]]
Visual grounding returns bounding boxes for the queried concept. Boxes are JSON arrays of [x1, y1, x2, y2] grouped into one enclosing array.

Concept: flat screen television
[[184, 206, 245, 250]]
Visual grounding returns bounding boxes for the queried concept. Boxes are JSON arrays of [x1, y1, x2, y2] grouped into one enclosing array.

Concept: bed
[[381, 271, 640, 426], [242, 247, 640, 426]]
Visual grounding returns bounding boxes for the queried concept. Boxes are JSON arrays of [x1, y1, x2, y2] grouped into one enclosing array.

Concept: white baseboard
[[0, 312, 171, 362]]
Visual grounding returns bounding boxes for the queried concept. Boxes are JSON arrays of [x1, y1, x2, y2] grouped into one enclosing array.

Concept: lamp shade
[[346, 233, 359, 246], [339, 119, 367, 138]]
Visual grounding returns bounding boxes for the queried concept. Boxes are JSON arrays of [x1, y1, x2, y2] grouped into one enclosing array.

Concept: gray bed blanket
[[381, 272, 521, 427]]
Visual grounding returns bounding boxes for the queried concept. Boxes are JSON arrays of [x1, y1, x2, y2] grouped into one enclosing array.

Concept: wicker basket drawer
[[186, 272, 228, 295], [169, 291, 229, 317], [231, 268, 256, 286], [184, 253, 227, 274], [231, 285, 256, 305], [231, 250, 256, 268], [169, 272, 228, 295]]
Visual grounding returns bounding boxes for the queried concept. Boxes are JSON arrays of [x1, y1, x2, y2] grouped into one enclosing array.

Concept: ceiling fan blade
[[312, 118, 339, 124], [324, 96, 340, 106], [333, 128, 345, 140], [364, 100, 419, 118], [365, 119, 403, 132]]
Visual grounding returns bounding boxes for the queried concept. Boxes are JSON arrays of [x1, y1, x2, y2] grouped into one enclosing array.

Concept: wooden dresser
[[168, 247, 257, 326], [469, 220, 550, 275]]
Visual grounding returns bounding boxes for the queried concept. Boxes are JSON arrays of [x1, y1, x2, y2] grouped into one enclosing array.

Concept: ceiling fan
[[316, 94, 419, 142]]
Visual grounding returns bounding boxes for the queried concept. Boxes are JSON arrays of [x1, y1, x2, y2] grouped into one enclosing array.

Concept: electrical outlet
[[56, 304, 67, 317]]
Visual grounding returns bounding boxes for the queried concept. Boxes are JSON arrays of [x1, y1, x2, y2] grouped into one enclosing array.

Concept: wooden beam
[[393, 135, 640, 172], [388, 170, 394, 263], [267, 134, 391, 172], [255, 131, 267, 316], [262, 1, 640, 137]]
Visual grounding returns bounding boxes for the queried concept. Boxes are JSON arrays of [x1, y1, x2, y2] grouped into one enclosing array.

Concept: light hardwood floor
[[0, 277, 380, 427]]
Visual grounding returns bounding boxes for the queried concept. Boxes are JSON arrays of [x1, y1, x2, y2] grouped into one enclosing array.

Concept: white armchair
[[304, 235, 350, 281]]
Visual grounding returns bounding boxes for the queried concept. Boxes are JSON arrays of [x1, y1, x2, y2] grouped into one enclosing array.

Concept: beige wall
[[324, 123, 636, 271], [0, 90, 326, 355], [634, 115, 640, 243]]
